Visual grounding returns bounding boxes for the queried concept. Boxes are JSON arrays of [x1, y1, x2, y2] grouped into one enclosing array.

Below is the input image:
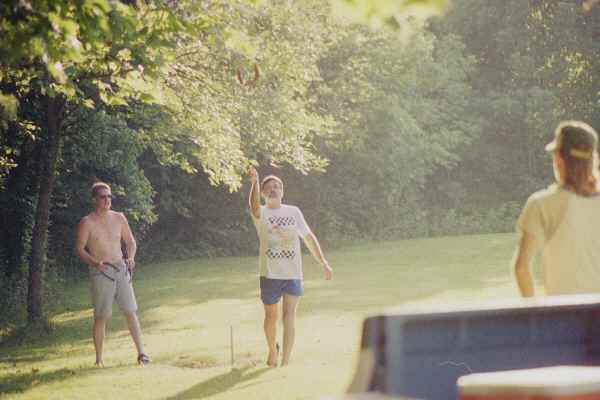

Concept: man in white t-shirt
[[248, 167, 333, 366], [513, 120, 600, 296]]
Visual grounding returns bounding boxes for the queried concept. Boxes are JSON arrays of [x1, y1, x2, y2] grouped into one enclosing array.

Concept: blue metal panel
[[352, 296, 600, 400]]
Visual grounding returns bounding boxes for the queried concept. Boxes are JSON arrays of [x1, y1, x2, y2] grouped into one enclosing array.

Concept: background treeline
[[1, 0, 599, 330]]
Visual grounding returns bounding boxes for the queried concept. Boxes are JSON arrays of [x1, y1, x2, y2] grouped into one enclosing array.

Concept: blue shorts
[[259, 276, 303, 305]]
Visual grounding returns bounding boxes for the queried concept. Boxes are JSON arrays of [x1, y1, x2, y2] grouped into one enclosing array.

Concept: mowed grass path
[[0, 233, 525, 400]]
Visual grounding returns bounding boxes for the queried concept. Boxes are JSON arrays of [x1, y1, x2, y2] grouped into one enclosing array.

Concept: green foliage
[[429, 202, 522, 237], [0, 92, 18, 121], [332, 0, 447, 29], [0, 0, 200, 106], [0, 0, 450, 180], [0, 136, 38, 327], [0, 276, 28, 329], [299, 25, 477, 243], [428, 0, 600, 214], [160, 0, 339, 190], [137, 163, 256, 263], [134, 1, 475, 260]]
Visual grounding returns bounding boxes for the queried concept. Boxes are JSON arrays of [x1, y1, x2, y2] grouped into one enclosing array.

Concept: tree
[[307, 24, 478, 240], [0, 0, 450, 325], [0, 0, 200, 323], [423, 0, 600, 233]]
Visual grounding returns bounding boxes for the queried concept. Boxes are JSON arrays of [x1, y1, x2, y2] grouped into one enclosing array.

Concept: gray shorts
[[90, 261, 137, 318]]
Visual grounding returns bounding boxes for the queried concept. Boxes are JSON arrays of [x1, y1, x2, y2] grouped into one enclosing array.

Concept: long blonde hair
[[560, 151, 598, 196]]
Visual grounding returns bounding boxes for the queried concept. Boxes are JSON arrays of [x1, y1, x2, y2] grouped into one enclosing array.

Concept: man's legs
[[281, 294, 300, 366], [125, 311, 146, 357], [91, 272, 115, 367], [116, 266, 147, 364], [93, 317, 107, 366], [263, 303, 279, 366], [90, 271, 116, 367]]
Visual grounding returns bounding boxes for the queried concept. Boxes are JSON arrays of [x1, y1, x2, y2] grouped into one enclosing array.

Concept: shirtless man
[[75, 182, 150, 366]]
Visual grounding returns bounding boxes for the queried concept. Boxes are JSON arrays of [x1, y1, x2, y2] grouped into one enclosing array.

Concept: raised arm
[[248, 166, 261, 219], [303, 231, 333, 280], [74, 218, 104, 272], [512, 231, 538, 297], [120, 213, 137, 270]]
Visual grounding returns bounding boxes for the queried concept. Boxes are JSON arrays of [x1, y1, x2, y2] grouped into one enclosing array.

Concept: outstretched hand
[[323, 263, 333, 280], [249, 166, 259, 185]]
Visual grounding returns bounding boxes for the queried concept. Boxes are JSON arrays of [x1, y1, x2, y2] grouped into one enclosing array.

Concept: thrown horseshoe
[[236, 63, 260, 87]]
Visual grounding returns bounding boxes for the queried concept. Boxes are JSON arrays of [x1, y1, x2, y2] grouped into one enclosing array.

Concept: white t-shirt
[[252, 204, 310, 279], [517, 184, 600, 295]]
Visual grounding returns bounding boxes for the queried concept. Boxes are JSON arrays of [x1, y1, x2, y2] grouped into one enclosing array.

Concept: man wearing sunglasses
[[75, 182, 150, 366]]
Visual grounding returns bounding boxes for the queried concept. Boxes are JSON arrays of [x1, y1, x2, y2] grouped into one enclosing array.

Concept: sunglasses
[[96, 194, 115, 200]]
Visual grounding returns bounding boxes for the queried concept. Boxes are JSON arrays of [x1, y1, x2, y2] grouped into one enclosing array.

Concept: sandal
[[137, 353, 151, 366]]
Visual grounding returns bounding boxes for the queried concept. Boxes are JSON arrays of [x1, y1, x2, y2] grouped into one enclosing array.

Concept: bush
[[429, 202, 522, 236]]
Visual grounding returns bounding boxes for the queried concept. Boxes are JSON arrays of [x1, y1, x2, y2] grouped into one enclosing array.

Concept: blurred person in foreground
[[248, 167, 333, 367], [75, 182, 150, 366], [513, 121, 600, 297]]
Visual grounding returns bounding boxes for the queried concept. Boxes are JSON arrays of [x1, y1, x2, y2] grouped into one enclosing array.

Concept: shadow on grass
[[1, 234, 518, 366], [0, 365, 102, 395], [0, 353, 48, 365], [166, 366, 271, 400], [0, 258, 261, 355]]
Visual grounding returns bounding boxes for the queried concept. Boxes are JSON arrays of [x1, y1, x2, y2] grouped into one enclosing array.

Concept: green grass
[[0, 233, 529, 400]]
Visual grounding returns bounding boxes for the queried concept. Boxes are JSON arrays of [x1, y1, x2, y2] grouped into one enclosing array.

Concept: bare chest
[[88, 218, 121, 244]]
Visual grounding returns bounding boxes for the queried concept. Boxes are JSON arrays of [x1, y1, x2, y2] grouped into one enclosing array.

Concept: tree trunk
[[27, 95, 64, 324]]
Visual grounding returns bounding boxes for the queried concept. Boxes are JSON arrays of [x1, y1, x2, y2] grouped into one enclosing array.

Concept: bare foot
[[137, 353, 151, 366], [95, 361, 104, 368], [266, 343, 279, 367]]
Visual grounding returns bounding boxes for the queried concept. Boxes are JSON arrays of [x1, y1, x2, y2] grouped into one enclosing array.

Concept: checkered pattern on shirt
[[266, 249, 296, 259], [268, 216, 295, 227]]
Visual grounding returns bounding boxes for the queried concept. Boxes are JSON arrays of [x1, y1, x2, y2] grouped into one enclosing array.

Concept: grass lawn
[[0, 233, 529, 400]]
